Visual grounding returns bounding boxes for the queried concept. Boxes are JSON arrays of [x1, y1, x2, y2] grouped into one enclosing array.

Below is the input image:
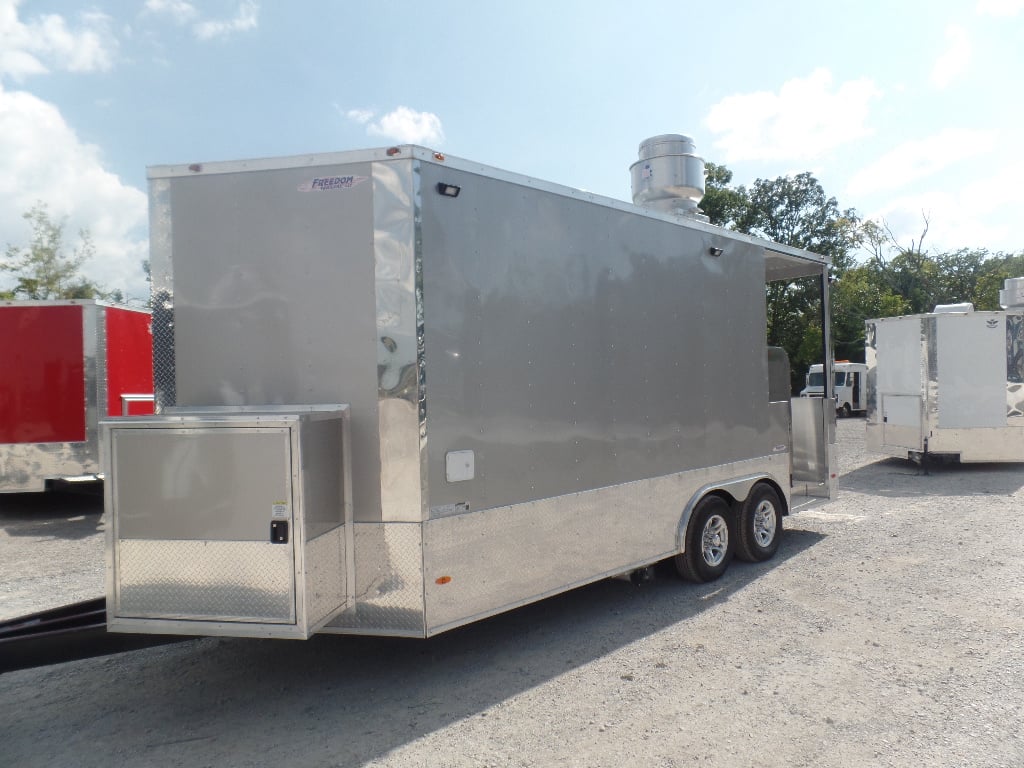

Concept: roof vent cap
[[630, 134, 707, 220], [999, 277, 1024, 309]]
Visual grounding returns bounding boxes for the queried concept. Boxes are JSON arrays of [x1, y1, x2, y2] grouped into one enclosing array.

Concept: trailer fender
[[674, 474, 787, 555]]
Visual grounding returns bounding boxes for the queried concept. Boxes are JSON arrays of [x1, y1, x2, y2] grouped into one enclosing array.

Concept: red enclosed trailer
[[0, 300, 154, 493]]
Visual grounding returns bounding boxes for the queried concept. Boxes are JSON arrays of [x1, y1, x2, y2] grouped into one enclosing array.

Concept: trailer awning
[[765, 248, 829, 281]]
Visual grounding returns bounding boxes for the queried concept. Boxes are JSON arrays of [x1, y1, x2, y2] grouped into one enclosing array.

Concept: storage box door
[[110, 426, 298, 625], [881, 394, 922, 451]]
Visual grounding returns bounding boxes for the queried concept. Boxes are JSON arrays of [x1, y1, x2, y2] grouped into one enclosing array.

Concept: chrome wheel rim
[[701, 514, 729, 566], [752, 500, 777, 547]]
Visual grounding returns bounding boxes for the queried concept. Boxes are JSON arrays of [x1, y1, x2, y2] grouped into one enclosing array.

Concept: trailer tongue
[[0, 599, 183, 673]]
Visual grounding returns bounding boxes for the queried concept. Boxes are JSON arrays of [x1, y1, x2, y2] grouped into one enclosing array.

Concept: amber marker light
[[435, 576, 452, 585], [386, 147, 401, 156]]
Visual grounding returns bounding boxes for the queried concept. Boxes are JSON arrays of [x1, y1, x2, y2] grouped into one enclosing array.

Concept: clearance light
[[435, 576, 452, 585], [386, 147, 401, 156]]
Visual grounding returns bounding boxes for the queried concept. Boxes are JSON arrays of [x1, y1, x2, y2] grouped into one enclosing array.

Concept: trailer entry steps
[[0, 598, 185, 674]]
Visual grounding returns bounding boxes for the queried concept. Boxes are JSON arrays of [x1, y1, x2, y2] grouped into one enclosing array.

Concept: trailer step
[[0, 598, 184, 674]]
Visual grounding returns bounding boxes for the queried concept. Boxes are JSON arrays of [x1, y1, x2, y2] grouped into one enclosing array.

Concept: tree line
[[702, 163, 1023, 390], [4, 180, 1022, 393]]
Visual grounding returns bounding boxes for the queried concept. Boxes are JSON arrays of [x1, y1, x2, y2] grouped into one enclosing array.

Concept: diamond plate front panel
[[324, 522, 425, 634], [117, 539, 295, 623], [304, 528, 346, 629]]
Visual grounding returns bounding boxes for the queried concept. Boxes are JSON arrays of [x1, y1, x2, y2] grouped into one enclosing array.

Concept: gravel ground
[[1, 418, 1022, 767]]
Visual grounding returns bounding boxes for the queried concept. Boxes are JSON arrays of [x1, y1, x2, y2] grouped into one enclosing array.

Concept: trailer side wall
[[419, 163, 772, 513], [0, 304, 85, 444], [105, 307, 155, 417]]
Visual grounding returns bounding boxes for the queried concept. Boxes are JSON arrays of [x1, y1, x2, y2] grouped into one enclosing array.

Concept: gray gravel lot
[[1, 418, 1022, 767]]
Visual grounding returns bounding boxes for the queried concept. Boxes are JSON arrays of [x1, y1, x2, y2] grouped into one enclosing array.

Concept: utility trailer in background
[[101, 137, 836, 641], [865, 280, 1024, 463], [0, 300, 154, 493]]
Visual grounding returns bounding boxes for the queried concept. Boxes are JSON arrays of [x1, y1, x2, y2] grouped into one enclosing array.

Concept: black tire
[[735, 483, 784, 563], [840, 402, 852, 418], [675, 495, 734, 583]]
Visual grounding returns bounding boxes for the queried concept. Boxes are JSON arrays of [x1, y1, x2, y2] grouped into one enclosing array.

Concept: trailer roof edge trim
[[147, 144, 829, 275], [0, 298, 147, 310]]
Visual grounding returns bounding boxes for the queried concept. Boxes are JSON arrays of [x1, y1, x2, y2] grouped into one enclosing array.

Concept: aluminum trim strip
[[373, 159, 425, 523]]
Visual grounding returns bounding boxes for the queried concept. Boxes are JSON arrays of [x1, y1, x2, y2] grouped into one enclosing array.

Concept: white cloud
[[0, 0, 117, 80], [193, 0, 259, 41], [976, 0, 1024, 15], [144, 0, 199, 25], [864, 149, 1024, 254], [345, 108, 374, 125], [705, 69, 880, 163], [0, 82, 149, 301], [846, 128, 996, 197], [348, 106, 446, 145], [931, 24, 971, 89]]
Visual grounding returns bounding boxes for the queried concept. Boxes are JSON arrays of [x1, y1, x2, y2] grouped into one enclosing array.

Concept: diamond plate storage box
[[103, 406, 352, 639]]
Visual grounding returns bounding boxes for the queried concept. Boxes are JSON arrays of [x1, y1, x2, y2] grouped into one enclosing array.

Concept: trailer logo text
[[298, 175, 368, 192]]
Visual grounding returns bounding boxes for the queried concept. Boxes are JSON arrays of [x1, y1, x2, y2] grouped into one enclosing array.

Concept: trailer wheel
[[840, 402, 852, 418], [735, 484, 783, 562], [675, 495, 734, 583]]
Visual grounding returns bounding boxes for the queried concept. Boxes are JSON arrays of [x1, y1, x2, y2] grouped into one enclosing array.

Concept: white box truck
[[801, 361, 868, 417], [99, 137, 837, 641], [865, 281, 1024, 463]]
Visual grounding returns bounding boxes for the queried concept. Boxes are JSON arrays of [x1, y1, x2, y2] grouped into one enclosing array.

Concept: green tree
[[736, 172, 861, 274], [700, 165, 867, 389], [860, 216, 1023, 314], [976, 252, 1024, 309], [861, 216, 940, 314], [1, 202, 121, 302], [701, 162, 749, 228], [830, 265, 908, 360], [932, 248, 990, 306], [730, 172, 862, 390]]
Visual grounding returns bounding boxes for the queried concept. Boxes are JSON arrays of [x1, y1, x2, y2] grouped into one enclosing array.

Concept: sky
[[1, 0, 1023, 303]]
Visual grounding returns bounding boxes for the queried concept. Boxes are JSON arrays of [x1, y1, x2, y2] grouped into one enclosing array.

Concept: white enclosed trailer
[[801, 361, 868, 417], [865, 280, 1024, 463], [101, 138, 836, 640]]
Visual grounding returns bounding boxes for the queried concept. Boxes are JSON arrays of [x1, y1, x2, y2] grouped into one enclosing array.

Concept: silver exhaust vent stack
[[630, 134, 706, 219], [999, 277, 1024, 309]]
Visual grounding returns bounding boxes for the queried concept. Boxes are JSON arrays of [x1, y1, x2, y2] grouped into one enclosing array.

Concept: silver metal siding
[[420, 455, 788, 634], [418, 164, 774, 515], [153, 163, 385, 522]]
